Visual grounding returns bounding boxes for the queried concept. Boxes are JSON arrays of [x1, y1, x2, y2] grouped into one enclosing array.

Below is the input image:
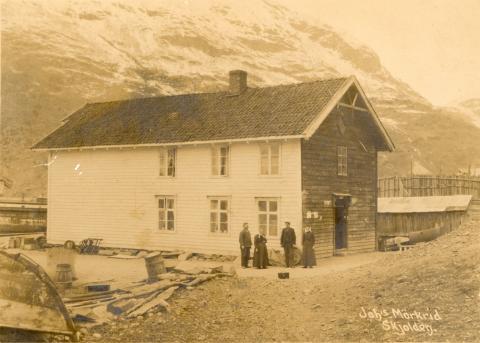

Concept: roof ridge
[[85, 76, 349, 106]]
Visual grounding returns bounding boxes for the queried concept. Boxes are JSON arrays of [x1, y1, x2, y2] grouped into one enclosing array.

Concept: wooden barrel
[[55, 263, 73, 289], [144, 252, 166, 282]]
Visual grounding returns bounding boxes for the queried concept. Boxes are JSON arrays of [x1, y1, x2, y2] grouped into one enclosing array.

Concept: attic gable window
[[159, 148, 176, 177], [260, 143, 280, 175], [337, 146, 347, 176], [211, 145, 229, 176]]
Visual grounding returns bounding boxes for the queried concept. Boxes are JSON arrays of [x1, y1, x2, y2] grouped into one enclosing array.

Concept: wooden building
[[33, 71, 394, 258], [0, 197, 47, 234], [377, 195, 472, 243]]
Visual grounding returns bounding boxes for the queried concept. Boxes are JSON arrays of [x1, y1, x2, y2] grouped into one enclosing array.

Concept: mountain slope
[[1, 0, 479, 196]]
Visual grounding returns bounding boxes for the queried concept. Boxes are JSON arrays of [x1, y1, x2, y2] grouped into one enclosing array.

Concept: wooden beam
[[352, 93, 358, 107], [338, 102, 369, 112]]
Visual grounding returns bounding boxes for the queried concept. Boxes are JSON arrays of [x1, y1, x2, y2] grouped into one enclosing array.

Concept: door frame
[[333, 193, 351, 251]]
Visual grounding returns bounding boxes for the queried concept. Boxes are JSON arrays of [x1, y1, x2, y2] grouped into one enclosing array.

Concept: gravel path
[[86, 219, 479, 342]]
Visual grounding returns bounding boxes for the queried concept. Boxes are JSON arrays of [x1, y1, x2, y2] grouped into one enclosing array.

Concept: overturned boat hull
[[0, 250, 76, 336]]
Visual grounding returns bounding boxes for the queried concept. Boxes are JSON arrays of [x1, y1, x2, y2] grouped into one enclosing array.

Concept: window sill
[[257, 174, 283, 178], [208, 231, 232, 237], [155, 229, 177, 234]]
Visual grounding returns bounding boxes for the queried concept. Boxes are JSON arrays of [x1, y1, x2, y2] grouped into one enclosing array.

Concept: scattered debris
[[86, 284, 110, 292], [79, 238, 102, 255], [97, 249, 115, 256], [173, 262, 224, 275], [64, 262, 235, 328], [109, 254, 141, 259], [188, 253, 237, 262], [177, 251, 193, 261], [161, 250, 183, 259]]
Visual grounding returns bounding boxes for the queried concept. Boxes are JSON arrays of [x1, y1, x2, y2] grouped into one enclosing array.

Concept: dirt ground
[[84, 218, 479, 343]]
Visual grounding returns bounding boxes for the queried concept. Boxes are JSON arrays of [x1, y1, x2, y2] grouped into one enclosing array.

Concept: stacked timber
[[64, 264, 233, 324]]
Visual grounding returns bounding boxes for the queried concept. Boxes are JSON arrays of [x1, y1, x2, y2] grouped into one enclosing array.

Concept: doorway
[[334, 197, 350, 250]]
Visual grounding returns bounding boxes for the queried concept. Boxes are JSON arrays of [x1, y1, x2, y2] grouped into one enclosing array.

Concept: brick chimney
[[229, 70, 247, 95]]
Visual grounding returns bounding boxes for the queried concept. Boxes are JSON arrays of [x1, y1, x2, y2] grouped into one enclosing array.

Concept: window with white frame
[[337, 146, 347, 176], [211, 145, 229, 176], [257, 198, 279, 236], [159, 148, 176, 177], [158, 196, 175, 231], [260, 143, 280, 175], [209, 198, 229, 233]]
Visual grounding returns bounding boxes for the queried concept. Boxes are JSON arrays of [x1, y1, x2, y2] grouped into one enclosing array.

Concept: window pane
[[211, 147, 218, 175], [159, 210, 165, 221], [220, 212, 228, 223], [269, 214, 278, 236], [269, 214, 278, 227], [167, 211, 174, 221], [258, 201, 267, 212], [159, 220, 166, 230], [159, 151, 166, 176], [259, 225, 267, 235], [210, 212, 217, 223], [259, 214, 267, 225], [269, 201, 277, 212], [271, 156, 279, 174], [220, 222, 228, 233], [270, 144, 280, 156], [220, 147, 228, 157], [167, 221, 174, 231], [260, 145, 269, 156], [260, 157, 269, 175], [210, 200, 218, 210], [167, 149, 176, 176], [158, 198, 165, 209], [167, 199, 175, 209], [220, 200, 228, 210], [210, 222, 218, 232]]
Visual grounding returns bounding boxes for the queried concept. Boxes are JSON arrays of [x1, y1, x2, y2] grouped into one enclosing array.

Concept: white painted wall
[[47, 140, 303, 255]]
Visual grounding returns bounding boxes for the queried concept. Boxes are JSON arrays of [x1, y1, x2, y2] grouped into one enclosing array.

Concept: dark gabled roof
[[33, 77, 350, 149]]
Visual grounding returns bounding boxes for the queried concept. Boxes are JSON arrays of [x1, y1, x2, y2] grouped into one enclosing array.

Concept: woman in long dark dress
[[302, 226, 316, 268], [253, 232, 269, 269]]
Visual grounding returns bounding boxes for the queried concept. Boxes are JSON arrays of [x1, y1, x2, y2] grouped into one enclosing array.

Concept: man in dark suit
[[280, 221, 296, 267], [239, 222, 252, 268]]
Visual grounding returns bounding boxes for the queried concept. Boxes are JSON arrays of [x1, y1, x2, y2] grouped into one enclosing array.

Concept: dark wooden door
[[335, 198, 348, 249]]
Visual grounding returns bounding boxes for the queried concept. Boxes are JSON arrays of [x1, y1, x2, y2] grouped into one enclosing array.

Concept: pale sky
[[280, 0, 480, 106]]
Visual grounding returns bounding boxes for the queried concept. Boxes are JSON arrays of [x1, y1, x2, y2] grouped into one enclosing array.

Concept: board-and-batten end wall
[[301, 107, 378, 259], [46, 140, 302, 255]]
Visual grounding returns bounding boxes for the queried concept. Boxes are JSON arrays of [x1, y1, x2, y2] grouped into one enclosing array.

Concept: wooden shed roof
[[377, 195, 472, 213]]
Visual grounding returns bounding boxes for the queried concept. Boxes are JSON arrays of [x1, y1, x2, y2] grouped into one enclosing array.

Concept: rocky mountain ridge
[[1, 0, 479, 196]]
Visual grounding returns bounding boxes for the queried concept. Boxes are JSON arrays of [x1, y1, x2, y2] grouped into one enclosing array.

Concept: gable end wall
[[301, 107, 378, 259]]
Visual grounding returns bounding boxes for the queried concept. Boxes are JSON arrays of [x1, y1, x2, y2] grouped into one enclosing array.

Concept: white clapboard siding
[[47, 140, 302, 255]]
